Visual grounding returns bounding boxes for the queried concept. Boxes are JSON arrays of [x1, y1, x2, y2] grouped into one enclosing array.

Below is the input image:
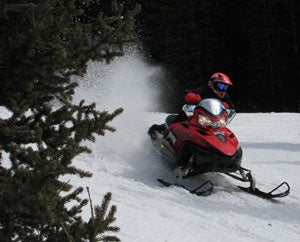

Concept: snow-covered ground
[[1, 47, 299, 241], [70, 48, 300, 242], [72, 111, 299, 242]]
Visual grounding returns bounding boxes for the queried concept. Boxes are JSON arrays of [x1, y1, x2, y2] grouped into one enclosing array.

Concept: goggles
[[216, 82, 228, 91]]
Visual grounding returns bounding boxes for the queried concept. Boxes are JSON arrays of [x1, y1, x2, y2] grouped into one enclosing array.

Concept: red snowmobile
[[148, 98, 290, 199]]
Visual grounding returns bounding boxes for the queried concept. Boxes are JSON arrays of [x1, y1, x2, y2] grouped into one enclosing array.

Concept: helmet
[[208, 72, 232, 98]]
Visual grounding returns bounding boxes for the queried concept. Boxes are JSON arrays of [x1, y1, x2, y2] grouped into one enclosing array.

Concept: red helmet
[[208, 72, 233, 98]]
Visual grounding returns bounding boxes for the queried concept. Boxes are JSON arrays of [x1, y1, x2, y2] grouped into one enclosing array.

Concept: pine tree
[[0, 1, 140, 241], [241, 0, 300, 111], [137, 0, 232, 111], [138, 0, 300, 112]]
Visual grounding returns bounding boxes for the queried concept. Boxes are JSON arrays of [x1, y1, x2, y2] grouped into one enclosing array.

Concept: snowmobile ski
[[225, 167, 290, 199], [237, 182, 290, 199], [157, 178, 213, 196]]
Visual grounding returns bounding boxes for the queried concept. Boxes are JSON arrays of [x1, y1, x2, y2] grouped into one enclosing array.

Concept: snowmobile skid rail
[[225, 167, 290, 199], [157, 166, 213, 196], [157, 178, 213, 196]]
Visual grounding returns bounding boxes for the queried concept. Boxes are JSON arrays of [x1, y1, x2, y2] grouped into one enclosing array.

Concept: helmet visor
[[216, 82, 229, 91]]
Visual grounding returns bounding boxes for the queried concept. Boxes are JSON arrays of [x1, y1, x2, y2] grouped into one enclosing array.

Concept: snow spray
[[73, 46, 164, 158]]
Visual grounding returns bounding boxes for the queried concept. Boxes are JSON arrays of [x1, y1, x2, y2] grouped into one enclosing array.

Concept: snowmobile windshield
[[197, 98, 226, 117]]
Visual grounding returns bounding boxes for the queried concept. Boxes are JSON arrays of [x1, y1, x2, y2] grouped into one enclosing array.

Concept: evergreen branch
[[5, 3, 38, 12], [101, 235, 120, 242], [59, 219, 74, 242], [87, 186, 95, 226]]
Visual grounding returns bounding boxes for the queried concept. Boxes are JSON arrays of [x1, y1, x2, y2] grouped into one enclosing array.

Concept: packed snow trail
[[70, 47, 300, 242]]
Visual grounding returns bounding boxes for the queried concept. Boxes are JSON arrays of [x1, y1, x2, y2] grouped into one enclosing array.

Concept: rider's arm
[[223, 94, 235, 110]]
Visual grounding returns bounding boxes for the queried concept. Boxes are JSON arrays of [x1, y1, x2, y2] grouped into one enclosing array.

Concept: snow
[[2, 47, 300, 241], [70, 48, 300, 242], [70, 110, 300, 242]]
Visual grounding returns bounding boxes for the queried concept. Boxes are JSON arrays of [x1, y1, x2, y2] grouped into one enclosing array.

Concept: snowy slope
[[1, 47, 297, 241], [69, 48, 300, 242]]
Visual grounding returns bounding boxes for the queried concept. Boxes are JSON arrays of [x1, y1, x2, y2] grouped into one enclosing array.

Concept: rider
[[172, 72, 235, 123], [148, 72, 234, 135], [185, 72, 234, 108]]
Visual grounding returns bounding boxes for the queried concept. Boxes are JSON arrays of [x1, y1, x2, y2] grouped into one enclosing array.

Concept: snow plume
[[73, 46, 164, 161], [74, 46, 161, 112]]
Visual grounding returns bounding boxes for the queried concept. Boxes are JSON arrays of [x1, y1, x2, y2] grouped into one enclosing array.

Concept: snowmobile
[[148, 98, 290, 199]]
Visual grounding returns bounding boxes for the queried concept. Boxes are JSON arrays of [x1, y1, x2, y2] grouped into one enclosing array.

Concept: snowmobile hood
[[170, 123, 239, 157]]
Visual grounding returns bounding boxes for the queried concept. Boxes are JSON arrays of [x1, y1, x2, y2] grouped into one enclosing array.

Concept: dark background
[[83, 0, 300, 112]]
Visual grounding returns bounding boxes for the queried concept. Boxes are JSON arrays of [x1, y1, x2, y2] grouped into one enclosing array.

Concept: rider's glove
[[184, 92, 201, 104], [222, 102, 230, 109]]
